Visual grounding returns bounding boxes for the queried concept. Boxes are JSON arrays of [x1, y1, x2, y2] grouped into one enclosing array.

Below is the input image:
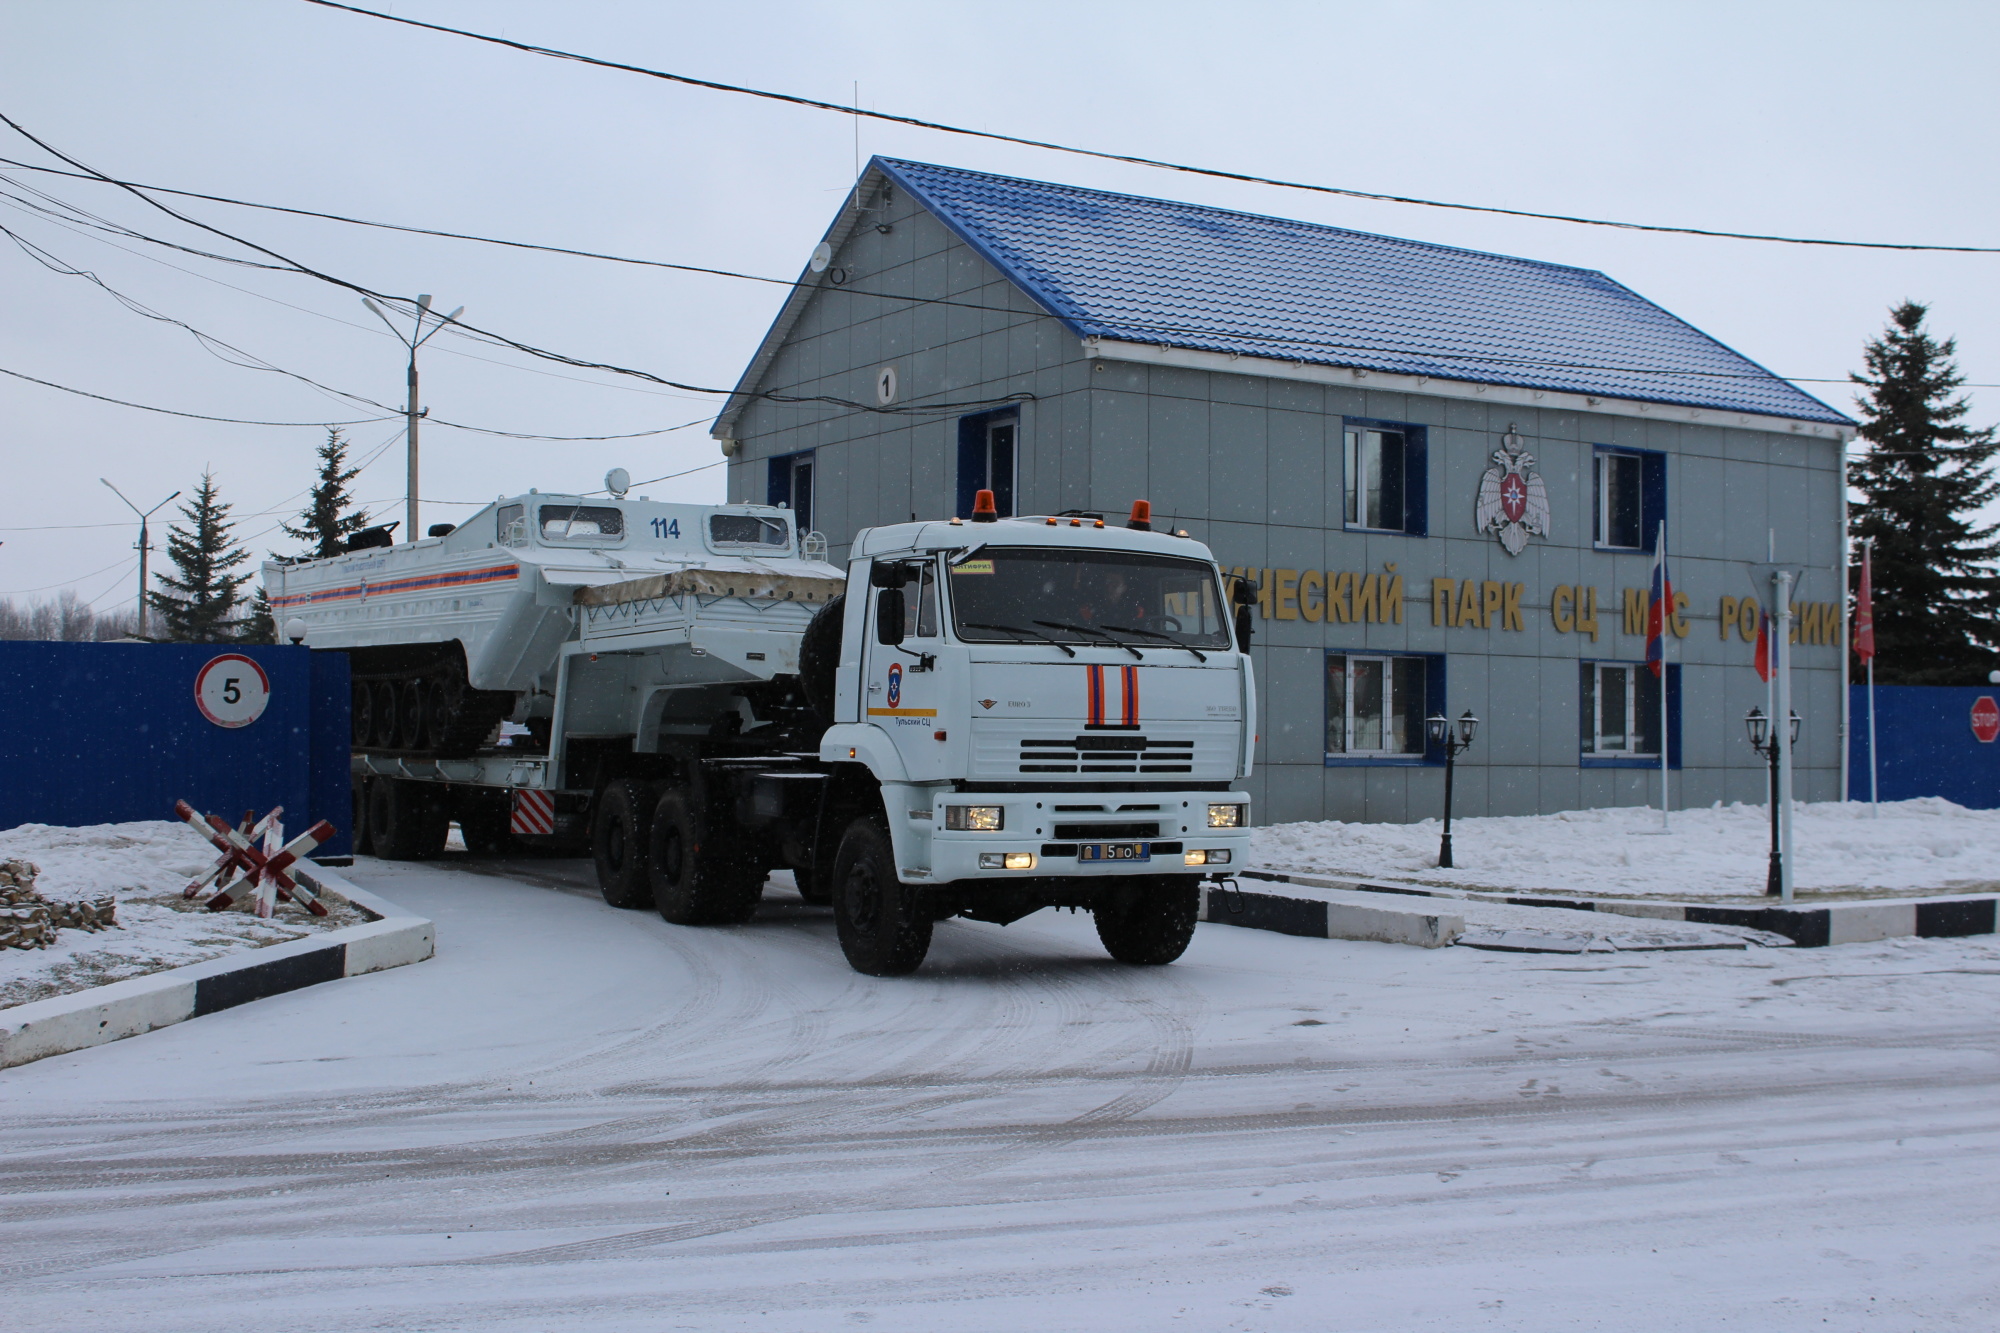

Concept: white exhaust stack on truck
[[269, 486, 1256, 975]]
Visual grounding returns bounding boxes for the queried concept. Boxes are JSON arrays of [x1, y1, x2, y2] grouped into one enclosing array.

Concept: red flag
[[1754, 610, 1772, 683], [1854, 543, 1876, 663], [1644, 532, 1672, 678]]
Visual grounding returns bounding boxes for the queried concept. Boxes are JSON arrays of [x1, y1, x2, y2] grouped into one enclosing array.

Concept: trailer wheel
[[647, 788, 761, 925], [370, 681, 399, 748], [831, 819, 932, 976], [1093, 878, 1199, 965], [351, 682, 374, 747], [369, 779, 448, 861], [592, 779, 656, 909]]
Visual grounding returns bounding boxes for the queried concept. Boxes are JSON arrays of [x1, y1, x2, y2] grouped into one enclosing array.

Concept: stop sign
[[1973, 696, 2000, 744]]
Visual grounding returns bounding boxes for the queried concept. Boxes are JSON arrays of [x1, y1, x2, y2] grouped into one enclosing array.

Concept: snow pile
[[0, 821, 365, 1009], [1252, 797, 2000, 900]]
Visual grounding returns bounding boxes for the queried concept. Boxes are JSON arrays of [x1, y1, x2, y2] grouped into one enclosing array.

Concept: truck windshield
[[539, 504, 624, 542], [948, 548, 1230, 648]]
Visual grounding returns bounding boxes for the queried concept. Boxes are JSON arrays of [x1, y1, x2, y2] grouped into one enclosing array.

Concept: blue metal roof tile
[[872, 158, 1849, 426]]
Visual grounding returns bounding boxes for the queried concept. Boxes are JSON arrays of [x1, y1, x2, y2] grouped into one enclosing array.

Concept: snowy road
[[4, 857, 1999, 1330]]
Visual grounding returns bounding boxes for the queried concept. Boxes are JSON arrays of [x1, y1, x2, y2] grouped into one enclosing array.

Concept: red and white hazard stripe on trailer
[[511, 789, 556, 836]]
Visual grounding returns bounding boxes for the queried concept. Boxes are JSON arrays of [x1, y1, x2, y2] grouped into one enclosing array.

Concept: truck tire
[[799, 594, 844, 723], [831, 819, 932, 976], [647, 788, 762, 925], [457, 797, 514, 858], [593, 779, 656, 909], [351, 779, 374, 857], [369, 779, 448, 861], [1093, 878, 1200, 965], [792, 863, 831, 906]]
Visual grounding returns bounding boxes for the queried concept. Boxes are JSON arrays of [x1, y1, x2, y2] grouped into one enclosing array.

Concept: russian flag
[[1645, 531, 1673, 678]]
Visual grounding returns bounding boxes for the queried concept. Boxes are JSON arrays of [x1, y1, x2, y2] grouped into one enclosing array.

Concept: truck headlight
[[947, 805, 1004, 831], [1206, 803, 1246, 829], [1184, 849, 1232, 866]]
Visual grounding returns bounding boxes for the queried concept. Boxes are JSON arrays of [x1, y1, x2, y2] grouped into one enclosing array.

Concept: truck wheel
[[369, 779, 448, 861], [351, 779, 374, 857], [370, 681, 399, 748], [831, 819, 932, 976], [457, 798, 513, 858], [592, 779, 656, 909], [1093, 878, 1200, 965], [647, 788, 761, 925], [792, 863, 831, 906], [351, 682, 374, 747]]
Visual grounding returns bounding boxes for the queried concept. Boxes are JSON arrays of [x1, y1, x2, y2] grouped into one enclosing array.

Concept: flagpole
[[1659, 519, 1670, 832], [1863, 539, 1878, 811], [1774, 569, 1796, 903]]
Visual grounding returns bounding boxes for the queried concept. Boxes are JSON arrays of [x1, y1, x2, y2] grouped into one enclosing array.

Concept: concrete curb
[[1201, 883, 1463, 948], [0, 867, 432, 1070], [1241, 869, 1999, 949]]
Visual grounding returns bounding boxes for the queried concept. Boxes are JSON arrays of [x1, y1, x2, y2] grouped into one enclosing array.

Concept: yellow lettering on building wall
[[1380, 567, 1404, 624], [1456, 578, 1483, 629], [1552, 584, 1575, 633], [1739, 597, 1759, 641], [1577, 586, 1601, 641], [1670, 590, 1690, 638], [1624, 587, 1647, 636], [1481, 581, 1504, 629], [1299, 570, 1325, 622], [1433, 578, 1456, 626], [1256, 569, 1272, 618], [1502, 582, 1524, 631], [1355, 573, 1379, 623], [1328, 571, 1352, 623], [1274, 569, 1299, 620], [1720, 595, 1740, 640]]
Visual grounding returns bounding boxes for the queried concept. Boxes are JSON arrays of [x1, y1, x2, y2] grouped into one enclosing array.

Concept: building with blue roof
[[717, 158, 1854, 823]]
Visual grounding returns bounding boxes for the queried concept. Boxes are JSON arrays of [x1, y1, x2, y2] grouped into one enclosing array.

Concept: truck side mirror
[[875, 587, 907, 645], [1234, 603, 1254, 653], [1230, 578, 1259, 607], [868, 561, 908, 590]]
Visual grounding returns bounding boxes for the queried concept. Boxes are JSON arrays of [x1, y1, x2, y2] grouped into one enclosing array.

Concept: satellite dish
[[604, 467, 631, 497], [810, 242, 833, 273]]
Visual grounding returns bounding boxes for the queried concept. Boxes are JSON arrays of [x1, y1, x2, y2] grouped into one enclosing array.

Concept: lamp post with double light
[[1744, 706, 1799, 898], [1427, 709, 1480, 869]]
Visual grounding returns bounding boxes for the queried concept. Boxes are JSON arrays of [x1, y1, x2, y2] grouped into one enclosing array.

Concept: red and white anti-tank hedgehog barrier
[[175, 800, 336, 918]]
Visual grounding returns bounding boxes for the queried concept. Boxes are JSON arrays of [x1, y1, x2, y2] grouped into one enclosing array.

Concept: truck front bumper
[[908, 790, 1253, 885]]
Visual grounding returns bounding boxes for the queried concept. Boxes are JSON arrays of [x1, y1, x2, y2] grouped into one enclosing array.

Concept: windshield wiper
[[960, 621, 1077, 658], [1105, 624, 1206, 662], [1036, 620, 1143, 660]]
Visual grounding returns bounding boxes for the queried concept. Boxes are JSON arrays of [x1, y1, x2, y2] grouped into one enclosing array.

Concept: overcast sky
[[3, 0, 1996, 608]]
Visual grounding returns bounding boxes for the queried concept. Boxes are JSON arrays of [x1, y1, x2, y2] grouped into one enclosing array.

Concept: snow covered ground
[[1252, 797, 2000, 901], [3, 852, 1998, 1330], [0, 821, 368, 1008]]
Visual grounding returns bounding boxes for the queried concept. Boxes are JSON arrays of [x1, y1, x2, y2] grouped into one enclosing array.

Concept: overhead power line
[[0, 364, 393, 427], [303, 0, 2000, 256]]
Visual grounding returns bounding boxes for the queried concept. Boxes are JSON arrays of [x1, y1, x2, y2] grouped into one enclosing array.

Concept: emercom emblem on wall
[[1475, 425, 1552, 556]]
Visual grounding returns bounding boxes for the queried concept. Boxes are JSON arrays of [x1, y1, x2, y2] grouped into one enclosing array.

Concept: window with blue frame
[[766, 449, 815, 536], [1593, 445, 1667, 551], [1342, 419, 1428, 535], [1325, 651, 1445, 764], [1579, 660, 1681, 768], [956, 408, 1017, 518]]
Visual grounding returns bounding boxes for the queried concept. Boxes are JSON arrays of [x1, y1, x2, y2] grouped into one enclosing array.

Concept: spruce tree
[[281, 426, 372, 558], [1848, 302, 2000, 684], [149, 471, 252, 643]]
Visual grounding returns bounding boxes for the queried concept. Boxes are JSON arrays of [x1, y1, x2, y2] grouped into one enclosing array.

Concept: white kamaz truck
[[267, 485, 1257, 974]]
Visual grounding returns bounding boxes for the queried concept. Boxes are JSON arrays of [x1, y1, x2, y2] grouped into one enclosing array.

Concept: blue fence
[[1849, 684, 2000, 810], [0, 643, 351, 856]]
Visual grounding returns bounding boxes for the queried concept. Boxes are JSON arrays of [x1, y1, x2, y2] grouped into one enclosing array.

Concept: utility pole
[[100, 478, 179, 639], [363, 294, 463, 541], [1774, 568, 1797, 901]]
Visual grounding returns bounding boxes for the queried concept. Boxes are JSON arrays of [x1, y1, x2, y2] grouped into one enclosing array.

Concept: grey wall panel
[[1208, 403, 1267, 524]]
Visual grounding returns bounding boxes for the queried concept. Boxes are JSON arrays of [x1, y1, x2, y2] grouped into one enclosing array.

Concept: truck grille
[[1052, 822, 1160, 839], [1019, 737, 1195, 775]]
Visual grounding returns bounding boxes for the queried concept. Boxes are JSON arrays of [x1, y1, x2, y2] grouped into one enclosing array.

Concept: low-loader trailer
[[269, 485, 1256, 974]]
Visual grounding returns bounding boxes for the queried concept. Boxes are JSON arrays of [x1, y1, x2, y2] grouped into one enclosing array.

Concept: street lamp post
[[362, 294, 464, 542], [99, 478, 179, 639], [1744, 707, 1800, 898], [1426, 709, 1480, 869]]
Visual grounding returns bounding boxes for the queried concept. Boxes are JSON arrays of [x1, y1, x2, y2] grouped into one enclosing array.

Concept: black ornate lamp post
[[1426, 709, 1480, 869], [1744, 707, 1800, 898]]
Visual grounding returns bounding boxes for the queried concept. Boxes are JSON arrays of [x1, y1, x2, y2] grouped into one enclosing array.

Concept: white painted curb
[[0, 865, 432, 1070], [1201, 883, 1463, 948]]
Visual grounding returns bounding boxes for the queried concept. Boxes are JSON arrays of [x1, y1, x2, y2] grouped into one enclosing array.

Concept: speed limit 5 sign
[[195, 654, 272, 728]]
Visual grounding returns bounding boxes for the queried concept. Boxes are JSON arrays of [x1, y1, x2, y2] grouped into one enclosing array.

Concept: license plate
[[1079, 842, 1150, 862]]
